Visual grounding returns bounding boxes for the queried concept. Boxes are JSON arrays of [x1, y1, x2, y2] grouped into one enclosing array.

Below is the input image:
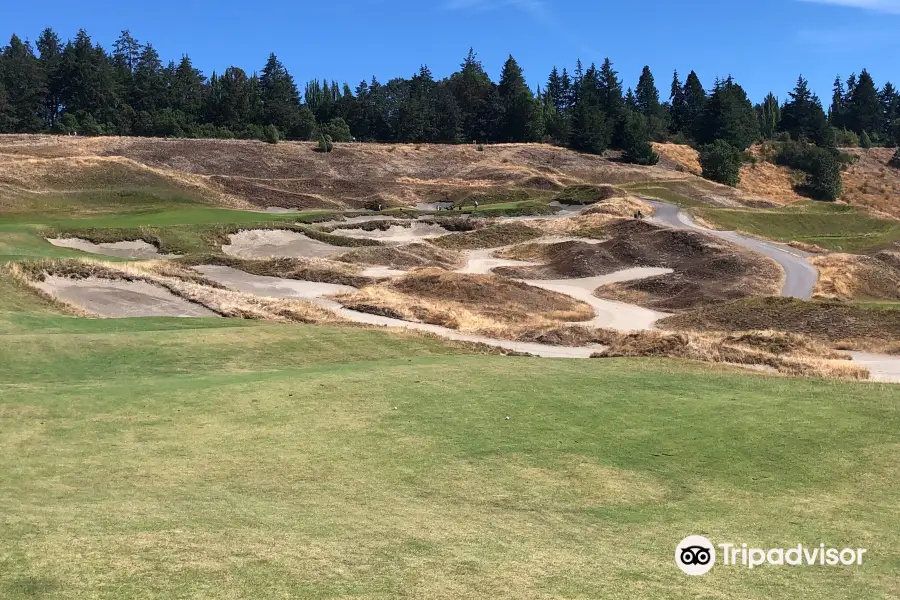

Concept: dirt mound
[[811, 253, 900, 301], [337, 243, 463, 270], [431, 222, 543, 249], [592, 328, 865, 379], [332, 268, 594, 335], [495, 220, 778, 310], [661, 296, 900, 354], [841, 147, 900, 218]]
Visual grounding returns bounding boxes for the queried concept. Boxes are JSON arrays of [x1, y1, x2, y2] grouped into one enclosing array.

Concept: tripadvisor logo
[[675, 536, 867, 576]]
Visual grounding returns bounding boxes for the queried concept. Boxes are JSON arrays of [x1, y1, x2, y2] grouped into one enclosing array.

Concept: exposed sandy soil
[[329, 222, 450, 242], [33, 276, 218, 318], [337, 243, 464, 270], [193, 265, 356, 300], [48, 238, 178, 259], [494, 219, 780, 311], [841, 147, 900, 218], [223, 230, 350, 259], [523, 268, 674, 331]]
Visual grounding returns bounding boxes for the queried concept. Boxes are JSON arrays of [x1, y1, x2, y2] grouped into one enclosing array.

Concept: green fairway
[[693, 203, 900, 253], [1, 276, 898, 599]]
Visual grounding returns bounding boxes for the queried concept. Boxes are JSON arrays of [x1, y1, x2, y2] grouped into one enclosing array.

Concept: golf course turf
[[1, 272, 899, 599]]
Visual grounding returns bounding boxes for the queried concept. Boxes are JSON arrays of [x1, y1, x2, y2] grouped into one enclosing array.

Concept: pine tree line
[[2, 28, 899, 160]]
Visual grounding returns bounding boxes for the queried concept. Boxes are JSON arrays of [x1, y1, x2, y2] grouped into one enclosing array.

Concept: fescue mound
[[337, 243, 463, 270], [497, 218, 780, 310], [662, 296, 900, 354], [181, 255, 373, 288], [431, 222, 543, 250], [812, 252, 900, 301], [591, 329, 866, 380], [332, 268, 594, 335]]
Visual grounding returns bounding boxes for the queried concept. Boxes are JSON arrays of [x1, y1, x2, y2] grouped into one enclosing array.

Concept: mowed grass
[[694, 204, 900, 253], [1, 280, 899, 599]]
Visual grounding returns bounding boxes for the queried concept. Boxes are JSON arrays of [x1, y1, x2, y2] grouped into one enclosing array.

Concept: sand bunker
[[193, 265, 356, 299], [223, 229, 348, 259], [458, 248, 540, 275], [330, 222, 450, 242], [524, 268, 674, 331], [34, 276, 217, 318], [48, 238, 177, 259]]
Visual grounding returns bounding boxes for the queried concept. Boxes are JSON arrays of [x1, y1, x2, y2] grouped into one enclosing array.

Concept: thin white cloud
[[797, 0, 900, 14]]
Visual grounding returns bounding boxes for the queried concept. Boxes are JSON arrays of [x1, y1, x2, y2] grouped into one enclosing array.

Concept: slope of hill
[[0, 136, 688, 214]]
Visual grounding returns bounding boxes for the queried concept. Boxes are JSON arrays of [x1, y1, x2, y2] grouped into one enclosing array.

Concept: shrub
[[316, 117, 352, 143], [620, 112, 660, 166], [776, 141, 844, 201], [889, 148, 900, 170], [806, 150, 843, 201], [699, 140, 742, 187], [263, 124, 281, 144], [776, 131, 792, 143], [317, 134, 334, 153], [833, 128, 859, 148], [476, 143, 485, 152], [860, 130, 873, 149]]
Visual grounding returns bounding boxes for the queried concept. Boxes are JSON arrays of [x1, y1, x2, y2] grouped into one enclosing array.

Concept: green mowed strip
[[1, 292, 898, 598], [693, 204, 900, 253]]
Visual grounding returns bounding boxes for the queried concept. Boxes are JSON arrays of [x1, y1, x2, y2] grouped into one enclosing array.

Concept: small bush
[[263, 124, 281, 144], [860, 130, 873, 149], [834, 128, 859, 148], [889, 148, 900, 169], [317, 134, 334, 153], [776, 141, 843, 201], [776, 131, 792, 143], [699, 140, 742, 187], [476, 143, 485, 152]]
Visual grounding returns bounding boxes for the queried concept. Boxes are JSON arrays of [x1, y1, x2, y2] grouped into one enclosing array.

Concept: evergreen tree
[[696, 76, 758, 150], [259, 53, 302, 135], [829, 75, 845, 128], [497, 55, 542, 142], [847, 69, 881, 138], [757, 92, 780, 139], [681, 71, 707, 141], [860, 130, 872, 148], [806, 149, 842, 200], [448, 48, 500, 141], [597, 58, 625, 144], [36, 28, 63, 130], [779, 76, 833, 146], [1, 34, 46, 132], [569, 64, 611, 154], [879, 82, 899, 143], [669, 70, 685, 135], [170, 55, 204, 127], [634, 66, 665, 139], [621, 111, 659, 165]]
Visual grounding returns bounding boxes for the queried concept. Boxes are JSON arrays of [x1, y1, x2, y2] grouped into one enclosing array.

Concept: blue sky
[[3, 0, 899, 105]]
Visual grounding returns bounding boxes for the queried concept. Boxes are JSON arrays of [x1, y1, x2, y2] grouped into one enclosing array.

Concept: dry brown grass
[[0, 135, 690, 210], [811, 253, 900, 301], [9, 258, 344, 324], [841, 147, 900, 218], [337, 243, 464, 270], [582, 194, 654, 218], [661, 296, 900, 354], [431, 222, 543, 249], [653, 143, 807, 206], [332, 268, 594, 337], [592, 329, 868, 380]]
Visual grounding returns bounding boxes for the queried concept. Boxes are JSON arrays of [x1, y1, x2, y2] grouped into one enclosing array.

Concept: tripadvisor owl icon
[[675, 535, 716, 576]]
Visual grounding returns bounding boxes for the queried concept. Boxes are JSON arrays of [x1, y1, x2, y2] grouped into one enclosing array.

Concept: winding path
[[645, 200, 819, 300]]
